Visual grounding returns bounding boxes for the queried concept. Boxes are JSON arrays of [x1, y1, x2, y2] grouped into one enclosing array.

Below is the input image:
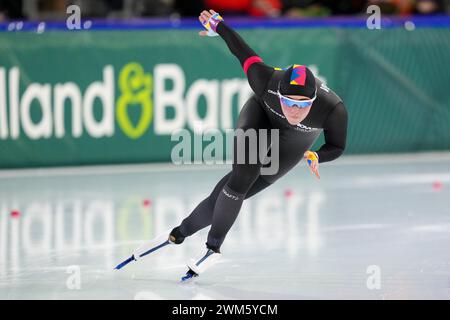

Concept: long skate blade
[[116, 239, 171, 270], [139, 239, 171, 259], [114, 256, 135, 270]]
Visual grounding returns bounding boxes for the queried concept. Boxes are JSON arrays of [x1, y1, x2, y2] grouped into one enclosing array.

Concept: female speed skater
[[115, 9, 348, 281]]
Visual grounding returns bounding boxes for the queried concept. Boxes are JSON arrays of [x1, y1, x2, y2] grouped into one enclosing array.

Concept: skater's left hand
[[304, 151, 320, 180], [198, 9, 223, 37]]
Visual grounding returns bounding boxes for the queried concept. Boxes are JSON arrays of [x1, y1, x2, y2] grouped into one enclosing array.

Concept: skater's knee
[[245, 176, 273, 199], [228, 165, 260, 194], [259, 174, 278, 185]]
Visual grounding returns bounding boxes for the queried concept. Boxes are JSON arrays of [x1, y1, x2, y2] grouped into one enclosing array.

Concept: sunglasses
[[277, 84, 317, 109]]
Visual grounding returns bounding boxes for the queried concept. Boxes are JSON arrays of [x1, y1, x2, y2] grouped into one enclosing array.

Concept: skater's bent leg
[[206, 162, 261, 252], [173, 173, 271, 243], [205, 97, 272, 251], [172, 172, 232, 240], [178, 96, 271, 251]]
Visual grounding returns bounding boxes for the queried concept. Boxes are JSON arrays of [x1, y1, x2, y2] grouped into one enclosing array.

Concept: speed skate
[[114, 230, 222, 283], [181, 248, 222, 282], [114, 231, 175, 270]]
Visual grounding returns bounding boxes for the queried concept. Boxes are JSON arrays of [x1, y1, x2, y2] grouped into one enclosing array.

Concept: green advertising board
[[0, 25, 449, 168]]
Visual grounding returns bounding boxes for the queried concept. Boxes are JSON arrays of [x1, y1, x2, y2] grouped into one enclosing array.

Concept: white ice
[[1, 152, 450, 299]]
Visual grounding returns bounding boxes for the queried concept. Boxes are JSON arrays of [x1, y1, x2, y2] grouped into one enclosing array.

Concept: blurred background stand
[[1, 0, 449, 21]]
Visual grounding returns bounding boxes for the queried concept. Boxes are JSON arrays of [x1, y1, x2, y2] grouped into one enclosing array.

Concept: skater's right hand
[[198, 9, 223, 37], [304, 151, 320, 180]]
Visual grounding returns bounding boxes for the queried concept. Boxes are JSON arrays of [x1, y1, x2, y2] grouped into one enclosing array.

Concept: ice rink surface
[[1, 153, 450, 300]]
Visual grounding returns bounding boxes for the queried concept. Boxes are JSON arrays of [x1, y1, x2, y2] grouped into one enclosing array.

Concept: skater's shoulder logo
[[295, 123, 319, 132], [320, 83, 330, 93], [263, 101, 285, 120]]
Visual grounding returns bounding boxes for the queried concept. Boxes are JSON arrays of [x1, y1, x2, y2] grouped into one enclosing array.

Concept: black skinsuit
[[174, 21, 348, 252]]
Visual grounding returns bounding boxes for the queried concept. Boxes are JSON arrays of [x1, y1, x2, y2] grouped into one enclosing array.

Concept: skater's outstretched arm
[[315, 102, 348, 163], [198, 9, 274, 97], [301, 102, 347, 180]]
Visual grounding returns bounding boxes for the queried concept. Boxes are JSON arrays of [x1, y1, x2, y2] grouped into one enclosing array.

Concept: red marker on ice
[[284, 189, 294, 198], [432, 181, 443, 191], [10, 210, 20, 218], [143, 199, 152, 207]]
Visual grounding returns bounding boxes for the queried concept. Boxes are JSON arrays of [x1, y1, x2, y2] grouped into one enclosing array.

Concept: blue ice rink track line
[[1, 15, 450, 32]]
